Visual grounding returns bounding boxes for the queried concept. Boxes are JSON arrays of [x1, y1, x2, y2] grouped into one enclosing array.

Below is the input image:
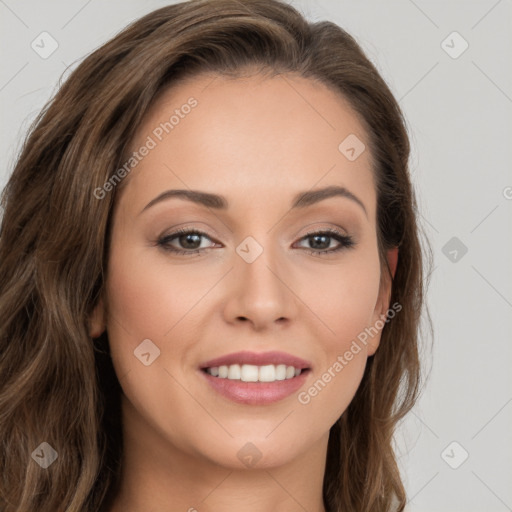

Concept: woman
[[0, 0, 433, 511]]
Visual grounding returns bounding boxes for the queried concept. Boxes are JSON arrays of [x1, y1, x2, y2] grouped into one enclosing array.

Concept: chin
[[199, 437, 301, 470]]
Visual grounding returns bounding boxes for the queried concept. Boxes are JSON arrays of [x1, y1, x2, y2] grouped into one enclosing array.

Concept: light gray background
[[1, 1, 511, 511]]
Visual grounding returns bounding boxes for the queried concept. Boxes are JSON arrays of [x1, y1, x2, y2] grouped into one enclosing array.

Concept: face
[[90, 71, 396, 470]]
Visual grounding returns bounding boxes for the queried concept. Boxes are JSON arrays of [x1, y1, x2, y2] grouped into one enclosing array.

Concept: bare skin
[[90, 70, 398, 512]]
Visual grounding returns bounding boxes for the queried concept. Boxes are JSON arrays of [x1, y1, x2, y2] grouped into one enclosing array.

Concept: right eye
[[157, 228, 218, 255]]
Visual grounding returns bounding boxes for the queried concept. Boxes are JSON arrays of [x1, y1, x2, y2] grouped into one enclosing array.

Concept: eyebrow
[[140, 185, 367, 217]]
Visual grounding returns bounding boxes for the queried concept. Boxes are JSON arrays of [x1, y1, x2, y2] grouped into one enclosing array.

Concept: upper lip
[[199, 351, 312, 370]]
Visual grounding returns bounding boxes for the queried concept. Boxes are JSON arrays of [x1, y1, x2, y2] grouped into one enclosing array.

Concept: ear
[[88, 295, 106, 339], [367, 247, 399, 356], [388, 245, 398, 279]]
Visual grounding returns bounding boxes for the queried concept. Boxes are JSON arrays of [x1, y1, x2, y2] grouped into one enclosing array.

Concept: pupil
[[181, 234, 200, 249], [311, 235, 329, 250]]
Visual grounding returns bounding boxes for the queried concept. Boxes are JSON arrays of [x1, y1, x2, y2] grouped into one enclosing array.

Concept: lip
[[199, 367, 311, 405], [199, 350, 312, 370]]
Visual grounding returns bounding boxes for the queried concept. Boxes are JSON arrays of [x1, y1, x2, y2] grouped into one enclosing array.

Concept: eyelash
[[156, 227, 355, 257]]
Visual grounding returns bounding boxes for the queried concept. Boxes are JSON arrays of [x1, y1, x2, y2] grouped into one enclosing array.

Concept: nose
[[222, 243, 298, 331]]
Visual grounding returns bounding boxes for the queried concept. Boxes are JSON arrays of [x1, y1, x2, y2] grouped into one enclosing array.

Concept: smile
[[199, 366, 311, 405], [204, 363, 304, 382]]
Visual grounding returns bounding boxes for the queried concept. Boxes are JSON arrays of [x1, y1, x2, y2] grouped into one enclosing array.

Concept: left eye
[[157, 228, 355, 256], [295, 231, 353, 253]]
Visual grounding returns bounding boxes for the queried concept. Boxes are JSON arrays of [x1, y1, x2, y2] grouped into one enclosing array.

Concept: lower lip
[[199, 369, 311, 405]]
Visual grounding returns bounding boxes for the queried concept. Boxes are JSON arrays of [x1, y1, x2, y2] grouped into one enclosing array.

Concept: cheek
[[297, 251, 382, 350], [105, 245, 196, 338], [296, 261, 380, 423], [103, 241, 227, 384], [303, 254, 381, 419], [103, 246, 207, 431], [298, 349, 367, 429], [103, 242, 187, 380]]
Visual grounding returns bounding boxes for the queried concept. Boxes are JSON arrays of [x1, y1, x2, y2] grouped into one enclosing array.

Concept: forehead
[[118, 72, 376, 223]]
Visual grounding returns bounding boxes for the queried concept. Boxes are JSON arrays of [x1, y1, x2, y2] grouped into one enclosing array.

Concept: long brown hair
[[0, 1, 433, 510]]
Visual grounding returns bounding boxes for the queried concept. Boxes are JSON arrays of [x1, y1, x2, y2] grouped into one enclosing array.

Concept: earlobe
[[388, 246, 399, 278], [88, 296, 106, 338]]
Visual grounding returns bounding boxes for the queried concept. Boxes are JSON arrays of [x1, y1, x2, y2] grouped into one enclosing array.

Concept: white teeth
[[240, 364, 258, 382], [275, 364, 287, 380], [205, 363, 304, 382], [259, 364, 275, 382], [227, 364, 241, 380]]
